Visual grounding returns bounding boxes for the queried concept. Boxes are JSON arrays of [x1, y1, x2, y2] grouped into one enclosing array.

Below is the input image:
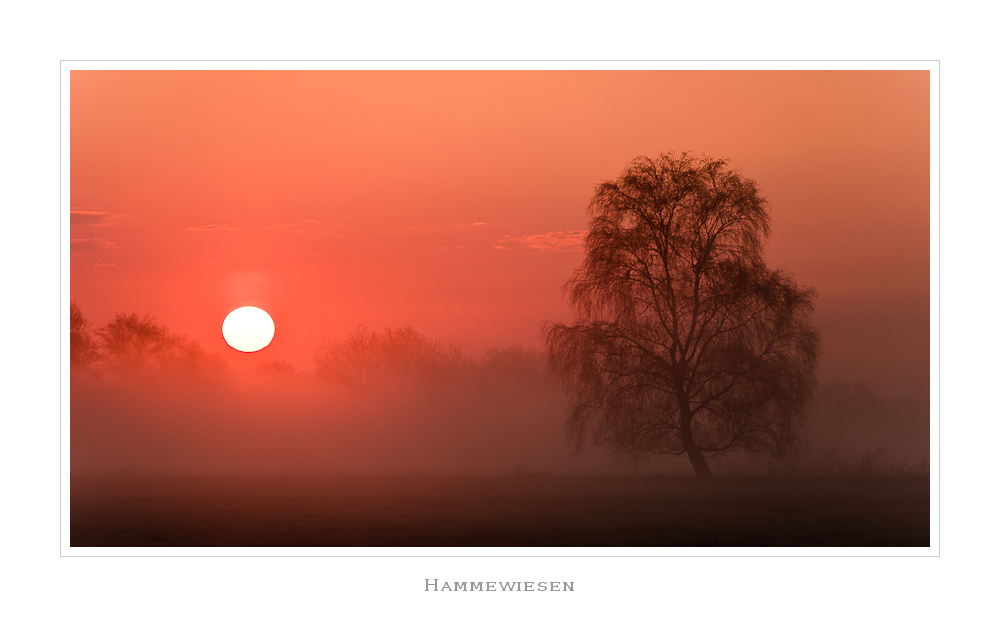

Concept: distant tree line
[[70, 302, 213, 378], [70, 303, 547, 387], [314, 326, 465, 390]]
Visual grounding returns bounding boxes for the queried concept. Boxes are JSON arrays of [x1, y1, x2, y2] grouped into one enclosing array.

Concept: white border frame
[[61, 60, 940, 558]]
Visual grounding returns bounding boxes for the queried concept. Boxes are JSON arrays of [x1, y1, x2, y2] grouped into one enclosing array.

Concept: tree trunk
[[679, 403, 712, 478], [685, 446, 712, 479]]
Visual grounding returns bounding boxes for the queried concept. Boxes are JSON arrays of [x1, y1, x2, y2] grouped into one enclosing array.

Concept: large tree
[[545, 153, 820, 478]]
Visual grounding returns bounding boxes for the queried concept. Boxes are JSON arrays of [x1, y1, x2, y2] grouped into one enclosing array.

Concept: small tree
[[70, 302, 96, 369], [257, 360, 298, 378], [96, 312, 205, 376], [315, 326, 464, 390], [545, 153, 820, 478]]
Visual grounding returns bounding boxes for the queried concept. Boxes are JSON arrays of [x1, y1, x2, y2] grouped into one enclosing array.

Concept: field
[[70, 475, 930, 547]]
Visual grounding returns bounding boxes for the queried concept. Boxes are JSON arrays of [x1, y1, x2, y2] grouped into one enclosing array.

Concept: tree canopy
[[315, 326, 464, 390], [546, 153, 820, 477], [86, 311, 207, 377]]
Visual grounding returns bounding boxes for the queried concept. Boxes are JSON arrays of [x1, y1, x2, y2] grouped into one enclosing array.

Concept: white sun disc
[[222, 306, 275, 352]]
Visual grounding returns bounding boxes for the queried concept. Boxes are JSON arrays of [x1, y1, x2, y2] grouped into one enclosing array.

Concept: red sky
[[70, 70, 930, 397]]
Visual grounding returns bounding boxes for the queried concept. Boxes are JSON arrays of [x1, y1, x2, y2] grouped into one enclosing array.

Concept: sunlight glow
[[222, 306, 275, 352]]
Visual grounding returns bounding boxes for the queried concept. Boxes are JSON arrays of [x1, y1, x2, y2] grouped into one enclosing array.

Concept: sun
[[222, 306, 275, 352]]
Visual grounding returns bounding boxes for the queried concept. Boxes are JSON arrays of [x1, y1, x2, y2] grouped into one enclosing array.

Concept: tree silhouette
[[96, 312, 205, 376], [256, 359, 298, 378], [70, 302, 96, 369], [315, 326, 464, 390], [545, 153, 820, 478]]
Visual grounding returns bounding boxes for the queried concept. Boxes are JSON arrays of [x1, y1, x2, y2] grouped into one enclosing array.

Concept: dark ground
[[70, 475, 930, 547]]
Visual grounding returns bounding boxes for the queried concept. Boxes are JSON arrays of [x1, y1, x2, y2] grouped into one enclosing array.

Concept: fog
[[70, 334, 928, 478], [72, 344, 632, 477]]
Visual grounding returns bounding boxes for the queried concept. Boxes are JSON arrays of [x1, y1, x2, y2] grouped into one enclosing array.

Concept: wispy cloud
[[497, 229, 587, 251], [186, 224, 244, 232], [71, 237, 120, 251], [70, 207, 120, 226]]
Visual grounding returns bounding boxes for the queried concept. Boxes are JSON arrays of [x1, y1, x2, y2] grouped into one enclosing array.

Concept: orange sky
[[70, 70, 930, 397]]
